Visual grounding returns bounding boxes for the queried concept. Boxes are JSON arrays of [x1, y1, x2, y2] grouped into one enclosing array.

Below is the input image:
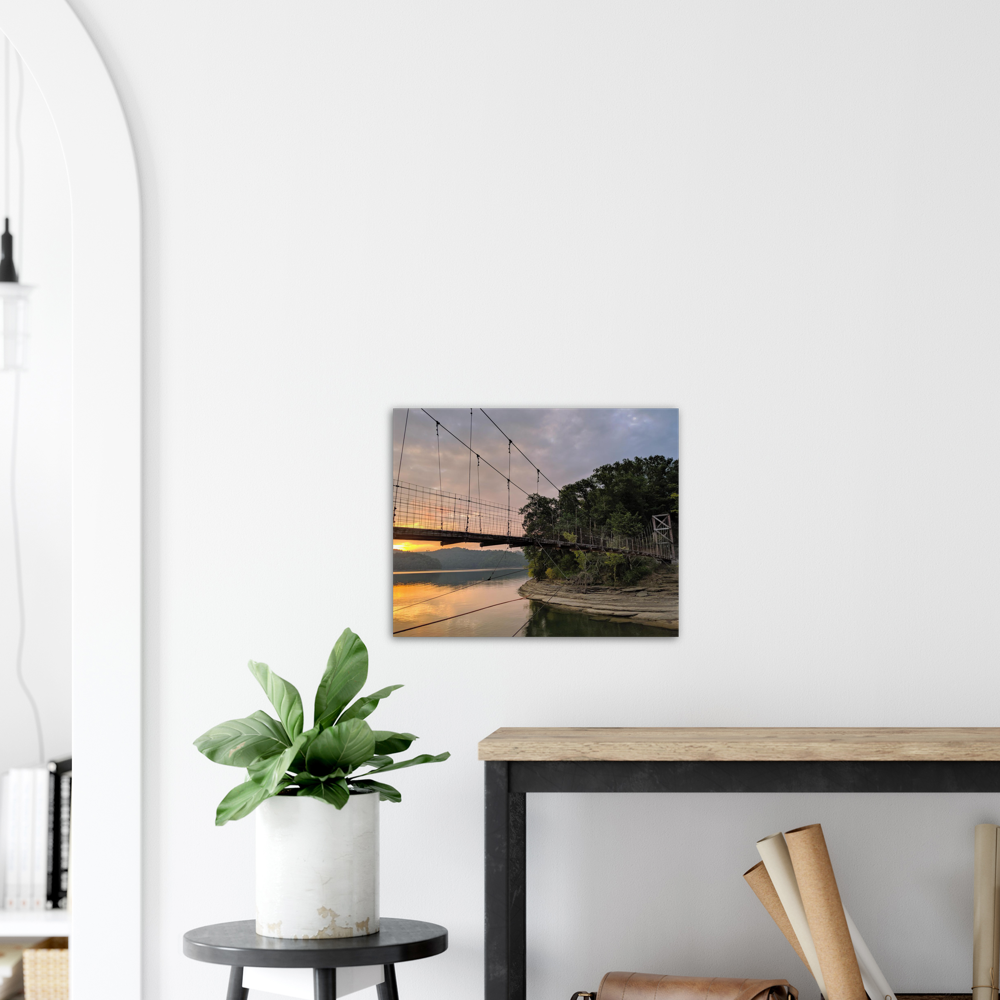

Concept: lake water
[[392, 568, 669, 637]]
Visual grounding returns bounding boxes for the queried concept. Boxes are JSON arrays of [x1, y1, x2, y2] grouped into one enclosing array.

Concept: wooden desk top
[[478, 728, 1000, 762]]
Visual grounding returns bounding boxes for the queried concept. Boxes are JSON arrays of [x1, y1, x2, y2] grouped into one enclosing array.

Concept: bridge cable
[[393, 546, 521, 614], [512, 614, 532, 637], [393, 564, 528, 613], [466, 409, 472, 532], [478, 408, 560, 494], [435, 421, 443, 528], [507, 439, 511, 537], [537, 542, 571, 580], [393, 408, 410, 526], [435, 421, 442, 492], [420, 409, 536, 497], [513, 600, 546, 637], [392, 596, 527, 635], [486, 544, 512, 581]]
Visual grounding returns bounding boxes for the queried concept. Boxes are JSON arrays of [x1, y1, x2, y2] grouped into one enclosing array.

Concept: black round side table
[[183, 917, 448, 1000]]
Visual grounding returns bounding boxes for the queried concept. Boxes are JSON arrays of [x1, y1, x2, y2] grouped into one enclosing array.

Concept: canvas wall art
[[392, 407, 678, 637]]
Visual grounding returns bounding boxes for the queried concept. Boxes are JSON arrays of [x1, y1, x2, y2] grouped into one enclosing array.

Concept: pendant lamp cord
[[5, 38, 43, 763], [15, 46, 23, 273], [4, 37, 9, 223], [11, 371, 44, 764]]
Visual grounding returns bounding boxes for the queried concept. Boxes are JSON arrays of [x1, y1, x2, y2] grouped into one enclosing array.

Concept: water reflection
[[522, 604, 674, 637], [393, 568, 672, 637], [393, 569, 530, 637]]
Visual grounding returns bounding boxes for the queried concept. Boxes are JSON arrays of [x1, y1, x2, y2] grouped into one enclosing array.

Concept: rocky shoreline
[[518, 577, 678, 631]]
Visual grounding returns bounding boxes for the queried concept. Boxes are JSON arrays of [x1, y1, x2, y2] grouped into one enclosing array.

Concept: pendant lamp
[[0, 217, 31, 371]]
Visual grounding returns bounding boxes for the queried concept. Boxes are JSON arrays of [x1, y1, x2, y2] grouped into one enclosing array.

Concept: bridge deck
[[392, 526, 673, 561], [393, 527, 528, 548], [392, 481, 675, 563]]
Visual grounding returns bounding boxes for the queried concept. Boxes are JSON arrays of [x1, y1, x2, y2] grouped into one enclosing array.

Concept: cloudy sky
[[392, 408, 678, 510]]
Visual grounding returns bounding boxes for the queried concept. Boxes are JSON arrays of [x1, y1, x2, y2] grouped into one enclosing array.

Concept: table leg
[[377, 963, 399, 1000], [485, 760, 526, 1000], [226, 966, 248, 1000], [313, 967, 336, 1000]]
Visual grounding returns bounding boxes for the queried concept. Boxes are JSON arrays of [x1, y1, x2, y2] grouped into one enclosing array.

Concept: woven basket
[[22, 938, 68, 1000]]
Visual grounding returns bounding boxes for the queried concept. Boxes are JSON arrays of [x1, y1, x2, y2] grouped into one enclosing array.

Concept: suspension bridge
[[392, 408, 676, 563]]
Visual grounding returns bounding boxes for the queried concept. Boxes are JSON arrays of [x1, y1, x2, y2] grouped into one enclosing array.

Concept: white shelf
[[0, 910, 70, 937]]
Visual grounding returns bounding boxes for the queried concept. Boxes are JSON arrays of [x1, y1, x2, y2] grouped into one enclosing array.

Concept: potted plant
[[194, 627, 449, 940]]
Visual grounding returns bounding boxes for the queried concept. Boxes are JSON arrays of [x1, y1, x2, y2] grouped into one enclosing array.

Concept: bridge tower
[[651, 513, 677, 563]]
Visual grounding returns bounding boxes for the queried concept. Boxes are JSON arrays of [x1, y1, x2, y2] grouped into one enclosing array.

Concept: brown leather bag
[[573, 973, 799, 1000]]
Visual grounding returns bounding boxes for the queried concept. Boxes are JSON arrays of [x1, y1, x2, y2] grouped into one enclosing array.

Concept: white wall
[[0, 43, 72, 774], [64, 2, 1000, 998]]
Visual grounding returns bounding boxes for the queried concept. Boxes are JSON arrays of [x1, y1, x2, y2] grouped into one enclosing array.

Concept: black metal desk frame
[[484, 758, 1000, 1000]]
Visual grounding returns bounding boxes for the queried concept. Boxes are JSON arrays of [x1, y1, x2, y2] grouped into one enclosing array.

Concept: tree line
[[518, 455, 678, 586]]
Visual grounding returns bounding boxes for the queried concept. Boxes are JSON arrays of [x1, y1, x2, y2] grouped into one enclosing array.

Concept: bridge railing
[[392, 481, 526, 538], [549, 522, 675, 562], [393, 481, 676, 562]]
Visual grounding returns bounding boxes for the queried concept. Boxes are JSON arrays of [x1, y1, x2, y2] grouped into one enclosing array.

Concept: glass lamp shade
[[0, 281, 33, 371]]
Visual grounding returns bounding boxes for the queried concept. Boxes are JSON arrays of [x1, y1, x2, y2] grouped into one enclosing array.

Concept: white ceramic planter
[[255, 791, 379, 939]]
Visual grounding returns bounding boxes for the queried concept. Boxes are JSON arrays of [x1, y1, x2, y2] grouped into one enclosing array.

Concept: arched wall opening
[[0, 1, 140, 997]]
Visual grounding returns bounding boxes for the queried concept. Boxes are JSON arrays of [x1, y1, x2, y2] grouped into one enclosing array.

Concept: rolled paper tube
[[744, 860, 812, 972], [757, 832, 826, 993], [784, 823, 865, 1000], [845, 910, 896, 1000], [973, 824, 1000, 1000]]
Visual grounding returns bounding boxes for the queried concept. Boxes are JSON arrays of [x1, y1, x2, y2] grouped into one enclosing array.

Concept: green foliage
[[248, 660, 303, 740], [524, 545, 654, 587], [560, 455, 678, 531], [521, 455, 678, 540], [619, 557, 655, 586], [194, 628, 450, 825], [604, 552, 625, 585], [351, 778, 402, 803], [519, 454, 677, 587], [371, 731, 417, 754], [214, 774, 292, 825], [606, 504, 644, 538], [339, 684, 404, 724], [314, 629, 369, 728], [193, 710, 291, 767]]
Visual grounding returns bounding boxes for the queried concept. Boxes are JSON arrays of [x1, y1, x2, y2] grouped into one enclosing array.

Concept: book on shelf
[[0, 759, 71, 913], [0, 775, 12, 912]]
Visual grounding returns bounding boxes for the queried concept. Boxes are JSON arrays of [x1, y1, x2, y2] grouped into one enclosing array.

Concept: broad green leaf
[[247, 752, 284, 786], [338, 685, 403, 724], [288, 771, 323, 787], [291, 725, 320, 773], [352, 779, 401, 804], [304, 728, 342, 777], [248, 660, 304, 739], [314, 629, 368, 728], [250, 732, 310, 794], [215, 774, 290, 826], [299, 778, 350, 809], [307, 718, 376, 776], [194, 710, 289, 767], [360, 751, 450, 776], [372, 731, 417, 755], [360, 755, 393, 769], [271, 732, 311, 791]]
